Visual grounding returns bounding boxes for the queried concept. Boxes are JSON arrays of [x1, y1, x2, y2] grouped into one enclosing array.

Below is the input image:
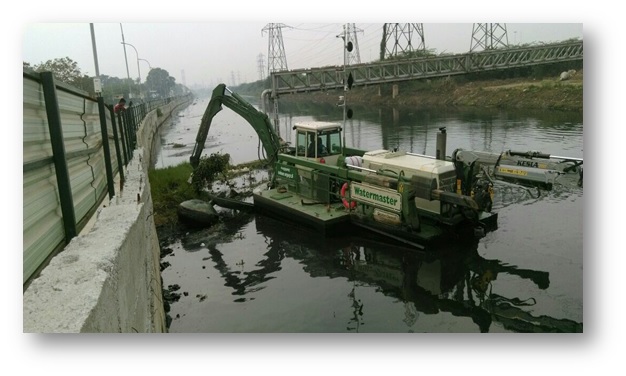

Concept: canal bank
[[261, 70, 584, 112], [23, 98, 191, 333]]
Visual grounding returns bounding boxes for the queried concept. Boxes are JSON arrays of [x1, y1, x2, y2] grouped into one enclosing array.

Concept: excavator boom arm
[[190, 84, 282, 168]]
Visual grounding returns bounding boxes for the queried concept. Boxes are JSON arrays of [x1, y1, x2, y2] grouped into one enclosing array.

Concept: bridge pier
[[377, 84, 400, 98]]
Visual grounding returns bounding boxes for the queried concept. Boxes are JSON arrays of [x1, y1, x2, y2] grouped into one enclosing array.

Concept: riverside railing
[[23, 69, 189, 286]]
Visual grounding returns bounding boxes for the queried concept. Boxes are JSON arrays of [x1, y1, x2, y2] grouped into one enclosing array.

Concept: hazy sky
[[21, 22, 582, 88], [9, 1, 626, 372]]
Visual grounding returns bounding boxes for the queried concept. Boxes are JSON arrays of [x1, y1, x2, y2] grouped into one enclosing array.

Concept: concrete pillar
[[392, 84, 399, 98]]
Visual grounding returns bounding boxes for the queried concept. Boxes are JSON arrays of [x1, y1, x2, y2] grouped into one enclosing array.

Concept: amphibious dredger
[[190, 84, 583, 249]]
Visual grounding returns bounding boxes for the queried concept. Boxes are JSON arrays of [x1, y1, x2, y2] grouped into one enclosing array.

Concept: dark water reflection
[[162, 210, 581, 333], [275, 100, 583, 159], [158, 96, 583, 333]]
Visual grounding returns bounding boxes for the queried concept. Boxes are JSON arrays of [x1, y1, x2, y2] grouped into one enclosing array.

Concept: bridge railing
[[270, 40, 583, 95]]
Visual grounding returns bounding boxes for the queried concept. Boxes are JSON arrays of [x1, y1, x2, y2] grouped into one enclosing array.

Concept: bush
[[191, 153, 231, 192]]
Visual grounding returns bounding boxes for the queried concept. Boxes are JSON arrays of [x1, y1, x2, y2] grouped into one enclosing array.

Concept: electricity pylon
[[470, 23, 509, 52], [262, 23, 290, 77], [380, 23, 425, 60], [262, 23, 290, 132], [346, 23, 362, 65], [257, 53, 266, 81]]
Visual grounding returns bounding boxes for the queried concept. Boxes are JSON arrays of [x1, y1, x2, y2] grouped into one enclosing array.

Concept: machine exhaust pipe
[[261, 89, 272, 113], [436, 127, 447, 160]]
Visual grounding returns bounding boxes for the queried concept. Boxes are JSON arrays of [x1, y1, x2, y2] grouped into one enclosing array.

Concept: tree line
[[23, 57, 188, 104]]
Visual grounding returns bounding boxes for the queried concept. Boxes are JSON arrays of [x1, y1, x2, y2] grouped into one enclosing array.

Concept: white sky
[[6, 0, 626, 374], [21, 22, 582, 88]]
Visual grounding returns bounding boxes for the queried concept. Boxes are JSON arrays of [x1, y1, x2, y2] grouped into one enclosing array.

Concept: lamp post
[[90, 23, 102, 97], [138, 58, 152, 98], [120, 24, 132, 99], [138, 58, 152, 70], [121, 41, 141, 98]]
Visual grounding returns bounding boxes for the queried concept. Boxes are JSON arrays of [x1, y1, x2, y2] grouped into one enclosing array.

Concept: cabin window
[[317, 130, 341, 155], [327, 131, 341, 154], [296, 129, 340, 157], [296, 131, 308, 156], [306, 132, 322, 157]]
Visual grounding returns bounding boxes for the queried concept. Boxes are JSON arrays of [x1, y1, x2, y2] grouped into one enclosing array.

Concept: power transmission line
[[286, 27, 340, 68], [279, 24, 383, 69]]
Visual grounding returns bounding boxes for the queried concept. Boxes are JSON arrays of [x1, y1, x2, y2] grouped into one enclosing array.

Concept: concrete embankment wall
[[23, 99, 189, 333]]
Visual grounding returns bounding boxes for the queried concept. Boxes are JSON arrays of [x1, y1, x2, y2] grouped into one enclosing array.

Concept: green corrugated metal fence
[[22, 69, 188, 287]]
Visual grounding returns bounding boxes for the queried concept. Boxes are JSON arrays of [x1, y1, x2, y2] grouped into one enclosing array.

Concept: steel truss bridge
[[269, 40, 583, 96]]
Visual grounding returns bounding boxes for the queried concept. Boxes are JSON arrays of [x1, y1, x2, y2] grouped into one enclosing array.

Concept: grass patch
[[540, 80, 559, 89], [149, 162, 209, 229], [149, 158, 269, 230]]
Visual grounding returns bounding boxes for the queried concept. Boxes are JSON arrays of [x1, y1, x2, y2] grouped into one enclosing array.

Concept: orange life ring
[[341, 183, 357, 209]]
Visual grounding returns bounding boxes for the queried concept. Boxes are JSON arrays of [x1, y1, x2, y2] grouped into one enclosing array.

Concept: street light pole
[[121, 41, 141, 98], [138, 58, 152, 70], [120, 24, 132, 99], [138, 58, 152, 99], [90, 23, 102, 97]]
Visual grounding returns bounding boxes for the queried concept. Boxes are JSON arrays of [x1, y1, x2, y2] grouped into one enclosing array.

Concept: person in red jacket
[[114, 98, 126, 113]]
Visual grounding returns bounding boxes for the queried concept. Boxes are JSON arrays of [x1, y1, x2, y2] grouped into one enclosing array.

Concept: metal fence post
[[40, 72, 77, 241], [115, 111, 129, 165], [97, 97, 115, 199], [108, 105, 125, 184], [128, 109, 137, 149], [119, 111, 132, 160]]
